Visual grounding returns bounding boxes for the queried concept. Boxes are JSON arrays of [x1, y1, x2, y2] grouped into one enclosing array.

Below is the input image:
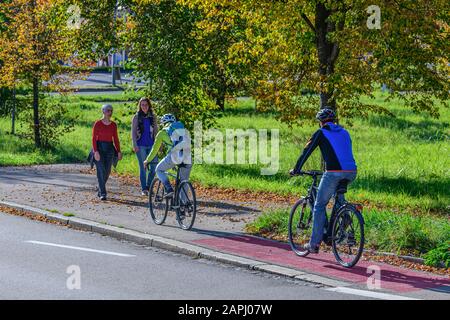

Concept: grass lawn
[[195, 95, 449, 215], [0, 90, 448, 260]]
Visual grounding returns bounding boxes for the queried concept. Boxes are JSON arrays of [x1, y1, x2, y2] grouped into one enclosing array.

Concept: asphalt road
[[69, 72, 142, 87], [0, 211, 369, 300]]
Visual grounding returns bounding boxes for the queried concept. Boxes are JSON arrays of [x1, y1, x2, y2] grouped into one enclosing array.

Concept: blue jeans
[[309, 171, 357, 247], [136, 146, 158, 191]]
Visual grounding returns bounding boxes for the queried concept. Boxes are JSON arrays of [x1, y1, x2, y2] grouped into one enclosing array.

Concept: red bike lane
[[192, 235, 449, 294]]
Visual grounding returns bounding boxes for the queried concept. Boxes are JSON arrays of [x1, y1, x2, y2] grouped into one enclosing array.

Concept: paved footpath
[[0, 164, 448, 300]]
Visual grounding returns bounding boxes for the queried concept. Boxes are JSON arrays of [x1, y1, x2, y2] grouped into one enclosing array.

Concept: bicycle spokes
[[149, 178, 168, 225], [288, 199, 313, 257], [176, 181, 196, 230], [331, 208, 364, 268]]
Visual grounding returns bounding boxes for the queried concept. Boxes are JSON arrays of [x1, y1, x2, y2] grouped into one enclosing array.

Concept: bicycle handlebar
[[290, 170, 323, 177]]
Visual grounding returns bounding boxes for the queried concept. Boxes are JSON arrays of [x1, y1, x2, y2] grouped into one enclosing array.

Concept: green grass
[[0, 92, 140, 166], [46, 209, 60, 214], [63, 212, 76, 217], [423, 241, 450, 268], [189, 94, 449, 216]]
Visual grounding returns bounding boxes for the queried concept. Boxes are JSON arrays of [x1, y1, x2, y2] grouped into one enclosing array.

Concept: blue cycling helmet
[[316, 108, 336, 122], [160, 113, 176, 125]]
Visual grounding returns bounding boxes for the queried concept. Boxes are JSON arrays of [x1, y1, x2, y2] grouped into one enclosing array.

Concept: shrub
[[21, 99, 77, 149], [423, 241, 450, 268]]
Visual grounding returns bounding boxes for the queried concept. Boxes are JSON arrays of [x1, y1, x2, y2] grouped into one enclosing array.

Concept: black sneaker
[[304, 243, 319, 254], [100, 195, 107, 201]]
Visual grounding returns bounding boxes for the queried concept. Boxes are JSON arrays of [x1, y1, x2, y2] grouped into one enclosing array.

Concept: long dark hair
[[137, 97, 157, 136]]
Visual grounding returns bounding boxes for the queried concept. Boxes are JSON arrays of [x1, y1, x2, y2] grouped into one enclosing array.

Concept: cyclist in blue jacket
[[289, 108, 357, 254]]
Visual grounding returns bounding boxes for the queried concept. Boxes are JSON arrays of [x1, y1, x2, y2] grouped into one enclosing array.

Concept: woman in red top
[[92, 104, 122, 200]]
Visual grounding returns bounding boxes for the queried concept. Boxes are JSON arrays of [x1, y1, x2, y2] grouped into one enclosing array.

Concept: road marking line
[[326, 287, 421, 300], [25, 241, 135, 257]]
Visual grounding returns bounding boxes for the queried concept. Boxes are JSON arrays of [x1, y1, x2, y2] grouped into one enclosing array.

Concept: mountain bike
[[148, 164, 197, 230], [288, 170, 364, 268]]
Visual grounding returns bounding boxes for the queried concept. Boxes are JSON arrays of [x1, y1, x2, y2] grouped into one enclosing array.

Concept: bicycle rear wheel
[[331, 205, 364, 268], [176, 181, 197, 230], [288, 198, 313, 257], [149, 178, 168, 225]]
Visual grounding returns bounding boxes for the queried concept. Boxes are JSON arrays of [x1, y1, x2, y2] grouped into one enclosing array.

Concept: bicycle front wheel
[[331, 205, 364, 268], [288, 198, 313, 257], [149, 178, 168, 225], [176, 181, 197, 230]]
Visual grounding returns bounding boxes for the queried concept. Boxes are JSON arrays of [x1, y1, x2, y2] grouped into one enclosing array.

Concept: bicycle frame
[[290, 170, 364, 267], [167, 166, 190, 210], [305, 174, 349, 240], [306, 175, 319, 207]]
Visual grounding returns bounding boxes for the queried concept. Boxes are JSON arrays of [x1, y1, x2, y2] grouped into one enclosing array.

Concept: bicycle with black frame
[[148, 163, 197, 230], [288, 170, 365, 268]]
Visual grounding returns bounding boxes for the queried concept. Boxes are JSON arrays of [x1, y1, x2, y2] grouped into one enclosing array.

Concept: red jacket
[[92, 120, 121, 153]]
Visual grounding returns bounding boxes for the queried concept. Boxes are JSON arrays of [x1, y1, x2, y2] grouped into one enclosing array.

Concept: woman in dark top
[[92, 104, 122, 200], [131, 97, 158, 196]]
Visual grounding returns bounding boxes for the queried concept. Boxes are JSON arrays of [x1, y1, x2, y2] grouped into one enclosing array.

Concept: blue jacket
[[293, 122, 357, 172]]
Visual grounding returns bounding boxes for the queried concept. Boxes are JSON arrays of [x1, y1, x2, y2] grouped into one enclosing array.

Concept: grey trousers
[[156, 154, 192, 201]]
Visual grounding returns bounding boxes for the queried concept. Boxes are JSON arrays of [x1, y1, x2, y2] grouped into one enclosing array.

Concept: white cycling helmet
[[160, 113, 176, 125]]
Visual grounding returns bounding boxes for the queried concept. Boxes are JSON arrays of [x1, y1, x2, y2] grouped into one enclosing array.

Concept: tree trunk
[[11, 86, 16, 135], [315, 3, 339, 111], [216, 91, 225, 112], [33, 77, 41, 148], [29, 0, 40, 147], [314, 3, 342, 171], [215, 69, 227, 112]]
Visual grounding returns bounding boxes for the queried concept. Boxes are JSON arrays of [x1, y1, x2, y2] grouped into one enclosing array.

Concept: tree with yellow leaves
[[168, 0, 450, 123], [0, 0, 84, 147], [58, 0, 450, 125]]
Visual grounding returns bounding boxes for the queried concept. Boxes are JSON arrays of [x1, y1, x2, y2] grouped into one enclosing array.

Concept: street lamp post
[[111, 0, 120, 86]]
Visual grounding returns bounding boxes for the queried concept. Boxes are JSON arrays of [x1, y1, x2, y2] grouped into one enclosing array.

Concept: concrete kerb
[[294, 274, 351, 288], [0, 200, 351, 288], [199, 250, 267, 270]]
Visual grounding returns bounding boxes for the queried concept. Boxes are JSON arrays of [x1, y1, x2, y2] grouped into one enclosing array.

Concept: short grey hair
[[102, 104, 113, 112]]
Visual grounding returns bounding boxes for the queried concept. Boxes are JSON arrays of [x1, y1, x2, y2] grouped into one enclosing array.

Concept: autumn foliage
[[0, 0, 86, 147], [1, 0, 449, 146]]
